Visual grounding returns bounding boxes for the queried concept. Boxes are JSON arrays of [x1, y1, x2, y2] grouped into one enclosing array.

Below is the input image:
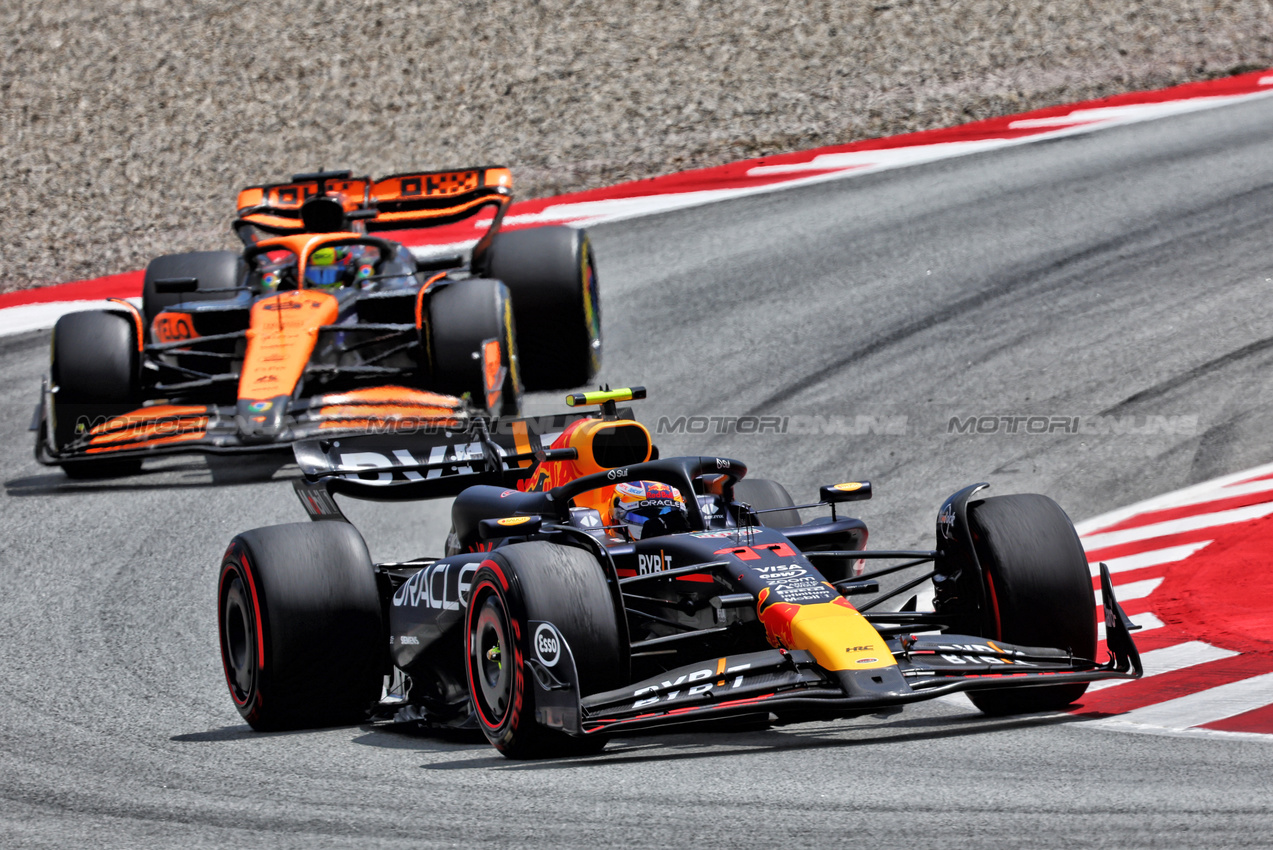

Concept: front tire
[[50, 310, 143, 478], [465, 541, 623, 758], [734, 478, 801, 528], [965, 494, 1096, 715], [218, 522, 384, 731], [427, 278, 521, 417], [483, 226, 600, 391]]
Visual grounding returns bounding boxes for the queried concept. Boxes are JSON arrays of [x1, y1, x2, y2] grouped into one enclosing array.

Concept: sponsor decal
[[606, 467, 629, 481], [755, 564, 808, 582], [856, 657, 878, 664], [154, 314, 194, 342], [716, 458, 730, 469], [631, 662, 753, 709], [938, 502, 956, 540], [929, 643, 1034, 666], [533, 623, 561, 667], [299, 488, 342, 518], [496, 516, 531, 526], [399, 635, 420, 646], [391, 562, 478, 610], [638, 552, 673, 575], [691, 529, 739, 539], [499, 489, 516, 498], [337, 443, 482, 483], [833, 482, 863, 492], [248, 401, 273, 413], [255, 374, 279, 383], [262, 300, 303, 311]]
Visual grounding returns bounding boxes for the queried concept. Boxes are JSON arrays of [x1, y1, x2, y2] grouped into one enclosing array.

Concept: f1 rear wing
[[234, 167, 513, 247], [291, 408, 634, 518]]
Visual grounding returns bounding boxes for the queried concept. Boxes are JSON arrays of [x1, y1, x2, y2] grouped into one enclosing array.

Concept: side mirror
[[820, 481, 872, 503], [153, 277, 199, 294], [479, 515, 543, 540]]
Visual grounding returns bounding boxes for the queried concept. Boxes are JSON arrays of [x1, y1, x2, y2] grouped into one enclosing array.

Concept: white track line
[[1081, 503, 1273, 552], [1097, 611, 1164, 641], [1095, 577, 1163, 606], [1087, 540, 1212, 576], [0, 298, 142, 337], [1087, 641, 1237, 691], [1094, 671, 1273, 731], [1075, 461, 1273, 535]]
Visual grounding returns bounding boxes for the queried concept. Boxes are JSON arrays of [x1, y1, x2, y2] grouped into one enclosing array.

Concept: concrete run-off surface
[[5, 0, 1273, 290]]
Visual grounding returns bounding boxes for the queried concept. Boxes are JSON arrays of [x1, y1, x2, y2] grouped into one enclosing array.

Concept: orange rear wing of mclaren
[[234, 167, 513, 237]]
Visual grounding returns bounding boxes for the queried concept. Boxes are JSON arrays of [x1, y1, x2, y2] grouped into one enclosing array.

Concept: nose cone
[[236, 396, 290, 443]]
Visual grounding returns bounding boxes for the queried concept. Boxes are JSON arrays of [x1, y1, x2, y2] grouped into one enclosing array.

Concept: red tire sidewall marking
[[466, 576, 525, 742], [217, 561, 251, 707]]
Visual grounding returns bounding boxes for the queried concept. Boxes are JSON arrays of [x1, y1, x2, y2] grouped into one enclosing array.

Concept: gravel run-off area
[[4, 0, 1272, 291]]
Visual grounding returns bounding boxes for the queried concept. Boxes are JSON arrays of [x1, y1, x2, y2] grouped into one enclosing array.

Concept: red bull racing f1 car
[[35, 167, 601, 477], [217, 388, 1143, 758]]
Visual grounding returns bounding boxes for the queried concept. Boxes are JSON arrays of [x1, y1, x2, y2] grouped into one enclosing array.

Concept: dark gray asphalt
[[3, 95, 1273, 848]]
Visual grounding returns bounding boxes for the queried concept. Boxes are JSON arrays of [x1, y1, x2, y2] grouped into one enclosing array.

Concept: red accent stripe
[[11, 71, 1271, 306], [1071, 653, 1273, 717], [1084, 528, 1223, 565], [239, 554, 266, 670], [0, 270, 143, 309], [218, 563, 250, 706], [1087, 491, 1273, 534], [481, 558, 509, 591], [985, 570, 1002, 640], [1198, 701, 1273, 735], [1089, 563, 1172, 590]]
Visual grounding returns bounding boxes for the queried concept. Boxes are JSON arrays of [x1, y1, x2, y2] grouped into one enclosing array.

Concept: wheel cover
[[470, 592, 513, 728], [220, 574, 256, 705]]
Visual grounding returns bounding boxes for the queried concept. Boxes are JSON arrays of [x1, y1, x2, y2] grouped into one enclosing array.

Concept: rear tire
[[465, 541, 623, 758], [734, 478, 801, 528], [965, 494, 1096, 715], [50, 310, 143, 478], [427, 278, 521, 417], [218, 522, 384, 731], [483, 226, 600, 391], [142, 250, 243, 330]]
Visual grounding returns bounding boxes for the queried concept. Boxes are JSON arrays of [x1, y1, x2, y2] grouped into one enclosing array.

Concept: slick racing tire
[[50, 309, 143, 478], [465, 541, 623, 758], [141, 250, 243, 330], [734, 478, 802, 528], [965, 494, 1096, 716], [218, 522, 384, 731], [483, 226, 600, 391], [427, 278, 521, 417]]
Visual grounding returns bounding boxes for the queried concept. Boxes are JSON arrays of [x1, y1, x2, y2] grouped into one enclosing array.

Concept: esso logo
[[533, 623, 561, 667]]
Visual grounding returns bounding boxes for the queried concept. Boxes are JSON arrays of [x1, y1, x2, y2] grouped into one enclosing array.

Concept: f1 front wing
[[33, 380, 468, 465], [527, 565, 1143, 737]]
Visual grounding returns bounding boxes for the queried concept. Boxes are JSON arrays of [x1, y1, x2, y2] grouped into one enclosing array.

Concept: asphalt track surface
[[3, 96, 1273, 848]]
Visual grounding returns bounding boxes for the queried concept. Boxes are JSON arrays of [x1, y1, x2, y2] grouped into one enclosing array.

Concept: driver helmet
[[305, 245, 362, 290], [612, 481, 689, 540]]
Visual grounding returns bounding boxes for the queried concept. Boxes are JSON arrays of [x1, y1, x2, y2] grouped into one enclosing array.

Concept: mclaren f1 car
[[35, 167, 601, 477], [216, 387, 1143, 758]]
